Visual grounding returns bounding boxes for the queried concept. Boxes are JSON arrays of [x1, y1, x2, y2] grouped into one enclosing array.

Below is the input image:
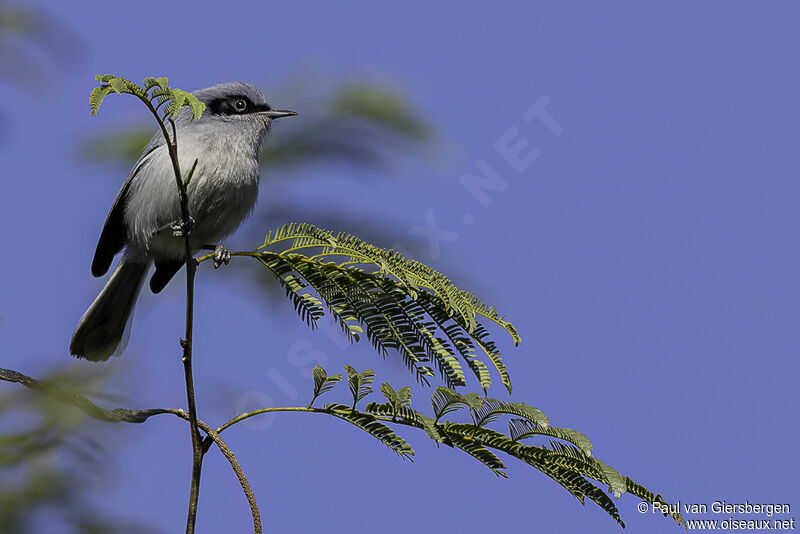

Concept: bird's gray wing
[[90, 133, 165, 277]]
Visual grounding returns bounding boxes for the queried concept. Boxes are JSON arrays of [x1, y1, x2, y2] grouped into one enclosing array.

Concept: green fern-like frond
[[184, 93, 205, 119], [254, 223, 518, 392], [89, 85, 113, 116], [89, 75, 204, 121], [470, 323, 512, 393], [251, 222, 667, 523], [417, 415, 449, 444], [163, 89, 204, 119], [447, 434, 508, 477], [625, 477, 686, 527], [474, 398, 549, 428], [379, 383, 412, 416], [439, 422, 630, 524], [143, 76, 168, 93], [544, 440, 626, 499], [309, 366, 342, 407], [167, 89, 186, 118], [365, 401, 427, 428], [430, 387, 484, 421], [258, 223, 519, 342], [323, 403, 414, 459], [108, 77, 143, 96], [344, 366, 375, 409], [594, 458, 628, 499], [259, 258, 324, 329], [419, 325, 466, 389], [416, 297, 493, 391], [544, 465, 625, 527], [151, 87, 174, 111], [508, 418, 593, 456]]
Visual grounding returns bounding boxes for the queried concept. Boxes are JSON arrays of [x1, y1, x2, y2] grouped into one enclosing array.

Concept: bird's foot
[[171, 217, 195, 238], [213, 244, 231, 269]]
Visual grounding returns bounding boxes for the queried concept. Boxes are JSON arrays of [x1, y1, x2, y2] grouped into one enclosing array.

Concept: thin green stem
[[209, 406, 401, 438]]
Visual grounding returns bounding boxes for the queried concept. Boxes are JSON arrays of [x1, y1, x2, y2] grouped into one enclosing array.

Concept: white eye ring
[[233, 99, 247, 112]]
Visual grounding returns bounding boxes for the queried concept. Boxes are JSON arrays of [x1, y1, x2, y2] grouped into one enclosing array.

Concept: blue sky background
[[2, 1, 799, 532]]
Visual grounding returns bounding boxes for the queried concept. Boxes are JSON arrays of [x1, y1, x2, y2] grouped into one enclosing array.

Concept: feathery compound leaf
[[508, 418, 593, 456], [309, 366, 342, 407], [471, 323, 512, 394], [625, 477, 686, 527], [143, 76, 168, 92], [184, 93, 205, 119], [365, 401, 426, 428], [431, 387, 483, 421], [475, 399, 549, 428], [418, 326, 466, 389], [447, 434, 507, 477], [417, 297, 491, 390], [418, 415, 449, 444], [244, 225, 676, 525], [439, 422, 624, 525], [544, 466, 624, 527], [269, 255, 438, 385], [107, 78, 126, 93], [256, 223, 520, 392], [89, 74, 202, 123], [379, 383, 413, 415], [106, 77, 143, 96], [89, 75, 204, 124], [344, 366, 375, 409], [90, 76, 146, 115], [460, 393, 485, 413], [594, 458, 627, 499], [89, 85, 113, 116], [540, 440, 627, 499], [324, 403, 414, 459], [257, 258, 324, 329], [167, 89, 186, 118]]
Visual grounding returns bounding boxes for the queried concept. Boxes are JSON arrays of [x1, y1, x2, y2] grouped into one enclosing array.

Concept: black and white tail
[[70, 259, 147, 361]]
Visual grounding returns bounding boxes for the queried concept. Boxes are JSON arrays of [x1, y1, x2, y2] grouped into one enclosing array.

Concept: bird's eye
[[232, 98, 248, 112]]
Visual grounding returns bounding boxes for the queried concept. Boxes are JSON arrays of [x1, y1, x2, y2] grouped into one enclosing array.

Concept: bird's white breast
[[123, 128, 260, 261]]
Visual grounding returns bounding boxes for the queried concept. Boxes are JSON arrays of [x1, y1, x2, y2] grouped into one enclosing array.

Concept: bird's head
[[191, 81, 296, 126], [185, 81, 296, 153]]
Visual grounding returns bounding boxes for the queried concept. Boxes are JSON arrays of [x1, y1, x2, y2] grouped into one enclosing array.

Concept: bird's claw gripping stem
[[171, 216, 195, 238], [213, 245, 231, 269]]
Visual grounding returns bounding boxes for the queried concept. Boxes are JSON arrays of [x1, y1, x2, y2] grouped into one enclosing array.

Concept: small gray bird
[[71, 81, 296, 361]]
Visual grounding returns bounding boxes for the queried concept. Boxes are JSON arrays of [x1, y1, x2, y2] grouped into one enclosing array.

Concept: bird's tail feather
[[70, 259, 147, 361]]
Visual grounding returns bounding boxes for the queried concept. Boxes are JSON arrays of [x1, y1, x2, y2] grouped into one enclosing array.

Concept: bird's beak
[[260, 109, 297, 119]]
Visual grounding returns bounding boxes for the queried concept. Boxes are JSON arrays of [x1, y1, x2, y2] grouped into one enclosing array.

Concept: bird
[[70, 81, 296, 361]]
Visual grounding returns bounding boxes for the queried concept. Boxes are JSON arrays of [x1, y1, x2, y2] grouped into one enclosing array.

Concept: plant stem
[[143, 99, 203, 534], [167, 122, 204, 534], [182, 248, 202, 534]]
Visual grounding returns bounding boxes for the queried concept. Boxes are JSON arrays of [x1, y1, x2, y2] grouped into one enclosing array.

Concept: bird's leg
[[154, 217, 196, 237], [171, 216, 195, 238], [201, 244, 231, 269]]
